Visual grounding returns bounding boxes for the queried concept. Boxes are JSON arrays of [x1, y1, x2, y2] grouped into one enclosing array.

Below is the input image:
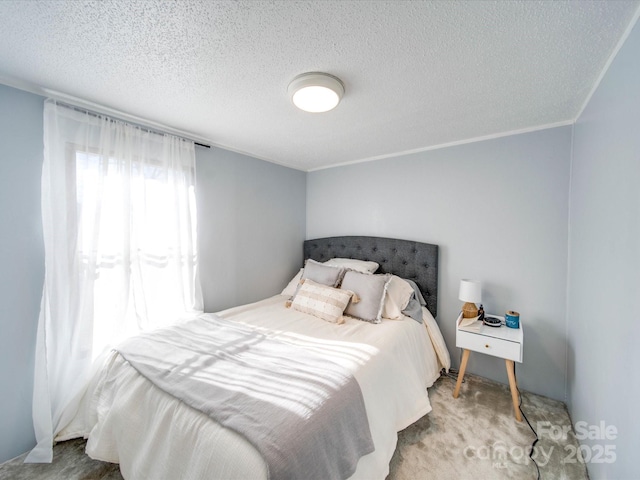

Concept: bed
[[57, 236, 450, 479]]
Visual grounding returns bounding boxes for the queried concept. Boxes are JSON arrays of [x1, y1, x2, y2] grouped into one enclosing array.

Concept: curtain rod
[[53, 100, 211, 149]]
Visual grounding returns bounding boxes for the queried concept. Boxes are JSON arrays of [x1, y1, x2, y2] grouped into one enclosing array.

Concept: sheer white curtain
[[26, 100, 203, 462]]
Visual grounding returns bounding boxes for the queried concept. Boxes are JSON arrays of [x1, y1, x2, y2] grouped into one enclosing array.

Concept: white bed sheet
[[58, 295, 446, 479]]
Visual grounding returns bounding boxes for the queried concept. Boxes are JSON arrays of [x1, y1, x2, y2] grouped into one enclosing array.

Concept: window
[[73, 149, 199, 358]]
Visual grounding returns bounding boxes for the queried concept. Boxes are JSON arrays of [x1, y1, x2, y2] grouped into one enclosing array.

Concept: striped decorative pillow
[[289, 279, 355, 325]]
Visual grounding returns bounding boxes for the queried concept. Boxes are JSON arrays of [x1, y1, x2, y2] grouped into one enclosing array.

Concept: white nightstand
[[453, 313, 524, 421]]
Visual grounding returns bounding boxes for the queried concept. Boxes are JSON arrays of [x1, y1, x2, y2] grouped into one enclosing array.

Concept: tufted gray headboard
[[303, 236, 439, 318]]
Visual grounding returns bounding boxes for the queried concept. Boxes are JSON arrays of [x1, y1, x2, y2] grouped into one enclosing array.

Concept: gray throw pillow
[[401, 279, 426, 324], [301, 259, 345, 287], [341, 271, 391, 324]]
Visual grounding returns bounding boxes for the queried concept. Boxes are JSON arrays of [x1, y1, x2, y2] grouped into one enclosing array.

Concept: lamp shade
[[458, 279, 481, 303]]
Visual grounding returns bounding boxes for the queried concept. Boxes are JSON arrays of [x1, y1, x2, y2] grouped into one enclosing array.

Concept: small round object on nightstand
[[483, 316, 502, 327]]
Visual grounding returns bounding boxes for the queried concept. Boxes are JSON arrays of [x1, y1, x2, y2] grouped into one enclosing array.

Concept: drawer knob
[[485, 344, 490, 348]]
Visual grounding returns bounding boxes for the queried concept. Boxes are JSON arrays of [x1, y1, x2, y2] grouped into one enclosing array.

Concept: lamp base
[[462, 302, 478, 318]]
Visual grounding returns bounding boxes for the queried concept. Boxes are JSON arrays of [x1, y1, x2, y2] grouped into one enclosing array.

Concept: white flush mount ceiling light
[[288, 72, 344, 113]]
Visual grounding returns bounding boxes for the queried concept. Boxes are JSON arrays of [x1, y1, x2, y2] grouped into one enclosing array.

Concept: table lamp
[[459, 279, 481, 318]]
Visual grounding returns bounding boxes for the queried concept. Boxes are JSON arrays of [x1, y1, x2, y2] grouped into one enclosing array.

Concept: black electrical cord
[[442, 348, 466, 383], [442, 368, 464, 382], [514, 364, 541, 480]]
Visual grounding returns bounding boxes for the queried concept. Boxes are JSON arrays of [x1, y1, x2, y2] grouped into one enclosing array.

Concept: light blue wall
[[196, 147, 306, 311], [0, 84, 45, 462], [307, 127, 572, 401], [567, 18, 640, 479]]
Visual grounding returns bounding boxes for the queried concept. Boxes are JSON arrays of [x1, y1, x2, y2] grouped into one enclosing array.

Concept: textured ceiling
[[0, 1, 638, 171]]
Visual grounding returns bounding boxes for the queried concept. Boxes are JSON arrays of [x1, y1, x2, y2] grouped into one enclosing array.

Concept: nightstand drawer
[[457, 330, 522, 362]]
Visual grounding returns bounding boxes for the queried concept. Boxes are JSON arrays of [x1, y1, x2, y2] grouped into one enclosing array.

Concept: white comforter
[[58, 295, 449, 479]]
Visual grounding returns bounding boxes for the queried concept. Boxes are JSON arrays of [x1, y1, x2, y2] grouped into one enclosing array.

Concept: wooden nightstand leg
[[453, 349, 470, 398], [505, 360, 522, 421]]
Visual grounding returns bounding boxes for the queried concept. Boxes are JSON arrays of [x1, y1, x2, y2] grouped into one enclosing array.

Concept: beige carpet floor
[[391, 374, 588, 479], [0, 373, 588, 480]]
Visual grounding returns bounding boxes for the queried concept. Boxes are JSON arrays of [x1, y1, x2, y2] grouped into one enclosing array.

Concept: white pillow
[[382, 276, 415, 319], [323, 258, 379, 274], [281, 269, 303, 297]]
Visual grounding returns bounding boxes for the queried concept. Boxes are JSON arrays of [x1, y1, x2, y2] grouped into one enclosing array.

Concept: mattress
[[57, 294, 447, 479]]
